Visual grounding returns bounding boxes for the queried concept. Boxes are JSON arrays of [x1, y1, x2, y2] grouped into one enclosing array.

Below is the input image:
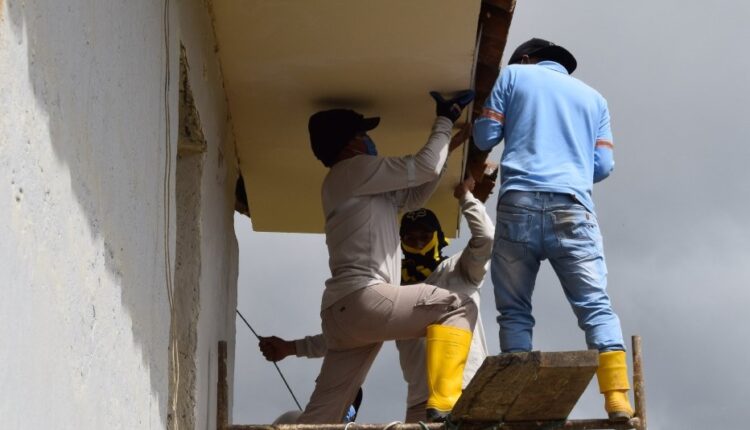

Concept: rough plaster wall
[[177, 1, 240, 429], [0, 0, 238, 427], [172, 145, 204, 430], [0, 0, 176, 429]]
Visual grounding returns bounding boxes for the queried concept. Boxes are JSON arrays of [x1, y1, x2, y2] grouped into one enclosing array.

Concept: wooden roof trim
[[464, 0, 515, 176], [473, 0, 516, 116], [482, 0, 516, 13]]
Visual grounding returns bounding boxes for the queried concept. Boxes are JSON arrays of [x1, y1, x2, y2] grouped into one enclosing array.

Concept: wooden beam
[[466, 0, 515, 180], [473, 1, 514, 112], [482, 0, 516, 13], [218, 341, 229, 430], [632, 336, 647, 430]]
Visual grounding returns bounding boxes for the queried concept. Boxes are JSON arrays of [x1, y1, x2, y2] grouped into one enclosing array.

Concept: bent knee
[[439, 294, 477, 332], [461, 295, 478, 327]]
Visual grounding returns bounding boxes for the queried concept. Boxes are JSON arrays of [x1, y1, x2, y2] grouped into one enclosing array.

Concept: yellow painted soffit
[[212, 0, 481, 235]]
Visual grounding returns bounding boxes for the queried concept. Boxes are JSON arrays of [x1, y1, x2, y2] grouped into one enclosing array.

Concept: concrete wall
[[176, 2, 239, 429], [0, 0, 238, 428]]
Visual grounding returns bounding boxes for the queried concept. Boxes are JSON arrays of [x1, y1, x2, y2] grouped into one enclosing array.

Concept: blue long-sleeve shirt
[[473, 61, 614, 213]]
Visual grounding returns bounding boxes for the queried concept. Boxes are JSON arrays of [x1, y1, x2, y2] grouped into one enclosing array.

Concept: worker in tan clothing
[[261, 177, 496, 422], [298, 91, 476, 423]]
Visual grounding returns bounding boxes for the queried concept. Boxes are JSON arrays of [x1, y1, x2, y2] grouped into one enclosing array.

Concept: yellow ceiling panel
[[211, 0, 482, 234]]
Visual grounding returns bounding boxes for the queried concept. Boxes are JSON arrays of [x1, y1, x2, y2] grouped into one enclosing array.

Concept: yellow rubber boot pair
[[425, 324, 473, 422], [596, 350, 634, 421]]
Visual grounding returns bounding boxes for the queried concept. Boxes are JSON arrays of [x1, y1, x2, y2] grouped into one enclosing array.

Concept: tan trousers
[[397, 339, 429, 422], [297, 283, 477, 424]]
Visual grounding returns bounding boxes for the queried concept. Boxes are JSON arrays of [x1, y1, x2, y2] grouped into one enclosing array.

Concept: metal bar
[[218, 341, 229, 430], [227, 425, 442, 430], [227, 418, 640, 430], [631, 336, 647, 430], [496, 418, 640, 429], [236, 309, 303, 410]]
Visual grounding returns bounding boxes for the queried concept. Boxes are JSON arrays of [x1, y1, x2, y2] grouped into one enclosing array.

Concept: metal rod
[[498, 418, 640, 430], [218, 341, 229, 430], [227, 418, 640, 430], [631, 336, 647, 430], [236, 309, 261, 338], [228, 425, 443, 430], [236, 309, 304, 411]]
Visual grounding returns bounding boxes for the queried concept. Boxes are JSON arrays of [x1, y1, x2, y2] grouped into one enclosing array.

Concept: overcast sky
[[232, 2, 750, 429]]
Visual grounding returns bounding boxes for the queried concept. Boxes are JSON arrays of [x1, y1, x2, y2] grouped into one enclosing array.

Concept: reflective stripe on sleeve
[[480, 108, 505, 124], [406, 155, 416, 187], [596, 139, 614, 149]]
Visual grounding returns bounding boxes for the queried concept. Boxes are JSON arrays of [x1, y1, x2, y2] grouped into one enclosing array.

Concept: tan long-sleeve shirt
[[298, 192, 494, 389], [320, 117, 454, 309]]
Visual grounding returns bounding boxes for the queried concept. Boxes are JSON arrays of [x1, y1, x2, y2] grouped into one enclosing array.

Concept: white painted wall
[[0, 1, 238, 428], [178, 2, 240, 429]]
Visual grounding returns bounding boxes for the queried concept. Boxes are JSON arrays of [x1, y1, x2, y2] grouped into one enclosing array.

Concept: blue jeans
[[491, 191, 625, 352]]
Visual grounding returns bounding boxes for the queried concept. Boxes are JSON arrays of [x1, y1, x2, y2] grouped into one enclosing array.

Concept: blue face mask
[[362, 136, 378, 156]]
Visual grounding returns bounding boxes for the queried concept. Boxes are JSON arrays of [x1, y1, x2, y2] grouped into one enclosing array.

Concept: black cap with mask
[[308, 109, 380, 167], [508, 38, 577, 74], [400, 208, 450, 284]]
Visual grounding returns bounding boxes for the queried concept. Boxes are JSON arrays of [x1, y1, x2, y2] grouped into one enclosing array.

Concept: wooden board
[[452, 351, 599, 422]]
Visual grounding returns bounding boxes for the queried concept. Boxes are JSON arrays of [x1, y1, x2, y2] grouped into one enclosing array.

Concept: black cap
[[308, 109, 380, 167], [400, 208, 449, 250], [508, 38, 577, 74]]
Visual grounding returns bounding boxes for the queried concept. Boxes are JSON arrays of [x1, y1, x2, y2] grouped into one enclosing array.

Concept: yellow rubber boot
[[596, 351, 634, 421], [425, 324, 472, 421]]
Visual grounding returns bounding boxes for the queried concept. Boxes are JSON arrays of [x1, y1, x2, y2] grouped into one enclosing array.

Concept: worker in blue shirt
[[472, 38, 633, 421]]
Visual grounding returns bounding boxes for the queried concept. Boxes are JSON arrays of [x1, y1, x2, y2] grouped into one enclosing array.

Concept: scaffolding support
[[218, 335, 647, 430], [632, 336, 647, 430]]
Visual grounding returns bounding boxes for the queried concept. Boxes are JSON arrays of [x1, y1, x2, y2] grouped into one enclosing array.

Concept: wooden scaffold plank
[[219, 337, 647, 430], [452, 350, 599, 422]]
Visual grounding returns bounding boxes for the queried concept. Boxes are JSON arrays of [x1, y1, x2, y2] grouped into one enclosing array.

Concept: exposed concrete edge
[[201, 0, 241, 174]]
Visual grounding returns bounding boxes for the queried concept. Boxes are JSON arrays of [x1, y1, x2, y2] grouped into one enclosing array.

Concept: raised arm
[[350, 91, 475, 199], [394, 122, 474, 212], [351, 116, 453, 201], [473, 67, 512, 152], [454, 180, 495, 286]]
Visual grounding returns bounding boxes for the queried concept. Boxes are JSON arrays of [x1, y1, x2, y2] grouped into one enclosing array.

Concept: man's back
[[474, 60, 612, 213], [472, 39, 633, 421]]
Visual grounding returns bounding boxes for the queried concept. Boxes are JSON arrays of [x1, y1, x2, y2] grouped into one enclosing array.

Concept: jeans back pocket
[[551, 209, 603, 259], [496, 210, 531, 243], [494, 210, 531, 263]]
